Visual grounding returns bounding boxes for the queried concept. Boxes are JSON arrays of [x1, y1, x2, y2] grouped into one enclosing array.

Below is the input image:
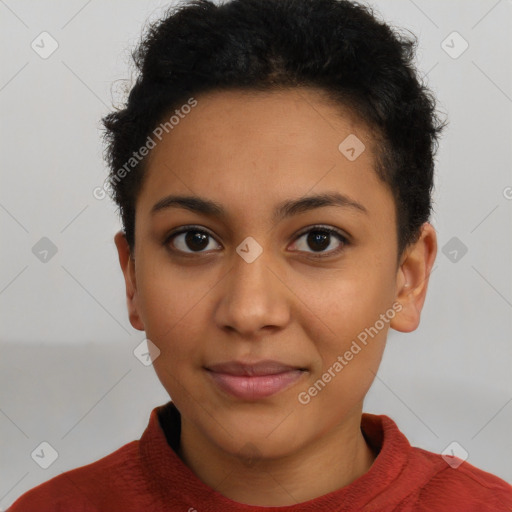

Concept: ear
[[390, 222, 437, 333], [114, 230, 145, 331]]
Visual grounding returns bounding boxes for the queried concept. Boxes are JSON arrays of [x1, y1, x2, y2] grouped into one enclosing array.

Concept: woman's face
[[117, 87, 425, 461]]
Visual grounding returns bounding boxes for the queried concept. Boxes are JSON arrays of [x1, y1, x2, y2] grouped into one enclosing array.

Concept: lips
[[205, 360, 307, 400]]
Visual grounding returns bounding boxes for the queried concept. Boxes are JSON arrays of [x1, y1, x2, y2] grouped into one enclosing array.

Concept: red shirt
[[8, 401, 512, 511]]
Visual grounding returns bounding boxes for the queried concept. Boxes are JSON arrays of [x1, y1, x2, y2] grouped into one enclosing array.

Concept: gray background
[[1, 0, 511, 508]]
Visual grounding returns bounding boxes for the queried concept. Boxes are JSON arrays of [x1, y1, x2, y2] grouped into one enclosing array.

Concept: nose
[[213, 247, 291, 338]]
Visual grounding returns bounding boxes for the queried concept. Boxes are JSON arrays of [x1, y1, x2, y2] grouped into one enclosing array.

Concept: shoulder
[[410, 446, 512, 511], [7, 440, 145, 511], [366, 414, 512, 511]]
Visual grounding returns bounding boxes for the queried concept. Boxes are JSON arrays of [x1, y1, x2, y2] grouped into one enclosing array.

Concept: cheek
[[300, 262, 395, 383], [305, 264, 394, 337], [296, 281, 391, 417], [138, 270, 210, 401], [135, 264, 208, 361]]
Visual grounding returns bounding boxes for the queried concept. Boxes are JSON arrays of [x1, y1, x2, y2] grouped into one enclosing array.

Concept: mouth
[[204, 360, 308, 400]]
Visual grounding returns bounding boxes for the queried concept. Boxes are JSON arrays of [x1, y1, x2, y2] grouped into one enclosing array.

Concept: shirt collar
[[139, 400, 412, 511]]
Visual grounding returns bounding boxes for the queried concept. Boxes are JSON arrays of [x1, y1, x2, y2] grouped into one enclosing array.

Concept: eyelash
[[163, 224, 350, 259]]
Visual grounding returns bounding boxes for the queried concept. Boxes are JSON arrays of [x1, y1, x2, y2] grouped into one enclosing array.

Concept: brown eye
[[291, 226, 349, 258], [166, 227, 221, 254]]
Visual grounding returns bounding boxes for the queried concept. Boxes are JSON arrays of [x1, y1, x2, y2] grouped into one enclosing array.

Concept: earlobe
[[390, 222, 437, 333], [114, 230, 145, 331]]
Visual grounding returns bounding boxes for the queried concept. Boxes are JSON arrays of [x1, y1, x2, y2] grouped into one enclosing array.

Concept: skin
[[114, 87, 437, 506]]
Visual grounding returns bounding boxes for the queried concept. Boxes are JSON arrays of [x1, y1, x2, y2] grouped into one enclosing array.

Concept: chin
[[207, 406, 310, 458]]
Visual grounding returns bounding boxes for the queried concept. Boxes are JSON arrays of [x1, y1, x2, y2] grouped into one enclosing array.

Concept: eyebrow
[[150, 192, 368, 222]]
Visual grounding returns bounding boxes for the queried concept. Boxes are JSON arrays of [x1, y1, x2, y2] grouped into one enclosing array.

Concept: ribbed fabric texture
[[8, 401, 512, 511]]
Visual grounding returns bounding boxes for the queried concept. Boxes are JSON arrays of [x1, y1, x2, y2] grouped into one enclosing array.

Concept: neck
[[176, 410, 376, 507]]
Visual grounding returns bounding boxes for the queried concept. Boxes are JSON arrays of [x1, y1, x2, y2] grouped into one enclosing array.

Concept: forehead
[[137, 87, 394, 228]]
